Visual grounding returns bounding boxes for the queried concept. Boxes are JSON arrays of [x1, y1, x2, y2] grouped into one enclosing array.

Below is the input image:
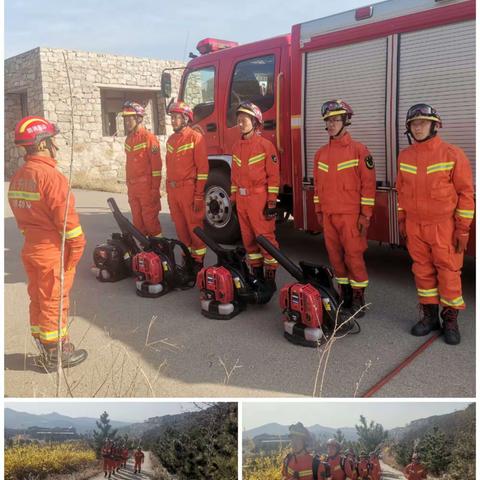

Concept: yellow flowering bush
[[243, 449, 288, 480]]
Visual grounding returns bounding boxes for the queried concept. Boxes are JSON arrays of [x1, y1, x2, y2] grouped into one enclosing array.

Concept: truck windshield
[[182, 66, 215, 123]]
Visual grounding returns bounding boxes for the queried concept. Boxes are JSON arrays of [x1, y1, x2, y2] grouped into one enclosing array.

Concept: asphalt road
[[4, 186, 475, 397], [89, 452, 155, 480]]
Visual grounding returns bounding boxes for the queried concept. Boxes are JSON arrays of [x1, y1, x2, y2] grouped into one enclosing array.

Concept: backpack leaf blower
[[94, 197, 196, 297], [256, 235, 359, 347], [193, 227, 275, 320]]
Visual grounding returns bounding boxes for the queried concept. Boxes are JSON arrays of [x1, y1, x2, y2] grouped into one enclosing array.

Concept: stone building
[[4, 47, 186, 191]]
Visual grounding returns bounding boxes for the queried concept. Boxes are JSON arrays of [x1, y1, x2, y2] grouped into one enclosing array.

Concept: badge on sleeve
[[365, 155, 375, 170], [271, 155, 277, 163], [151, 145, 159, 154]]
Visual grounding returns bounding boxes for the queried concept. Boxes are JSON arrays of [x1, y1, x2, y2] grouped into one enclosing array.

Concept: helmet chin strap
[[325, 115, 347, 139], [408, 122, 437, 144]]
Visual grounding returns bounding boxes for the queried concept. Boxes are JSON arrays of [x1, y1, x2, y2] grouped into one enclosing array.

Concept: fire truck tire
[[204, 167, 240, 244]]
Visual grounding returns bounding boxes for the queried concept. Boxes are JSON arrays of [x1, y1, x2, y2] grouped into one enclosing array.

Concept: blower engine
[[93, 198, 195, 297], [256, 235, 358, 347], [193, 227, 275, 320]]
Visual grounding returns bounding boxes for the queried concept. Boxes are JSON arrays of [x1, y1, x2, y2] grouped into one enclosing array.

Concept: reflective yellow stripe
[[361, 197, 375, 206], [318, 162, 329, 172], [230, 186, 238, 192], [233, 155, 242, 167], [455, 208, 474, 219], [248, 253, 263, 260], [418, 288, 439, 297], [399, 162, 417, 174], [167, 143, 174, 153], [193, 247, 207, 256], [176, 142, 194, 153], [64, 225, 83, 240], [8, 190, 41, 201], [298, 470, 312, 478], [39, 327, 68, 341], [263, 257, 278, 264], [337, 159, 359, 171], [31, 326, 41, 334], [18, 117, 50, 133], [151, 233, 163, 238], [313, 196, 320, 204], [440, 296, 464, 307], [248, 153, 266, 165], [125, 144, 132, 152], [268, 186, 279, 193], [132, 142, 147, 151], [196, 174, 208, 180], [152, 170, 161, 177], [350, 279, 369, 288], [426, 162, 455, 174], [336, 277, 350, 285]]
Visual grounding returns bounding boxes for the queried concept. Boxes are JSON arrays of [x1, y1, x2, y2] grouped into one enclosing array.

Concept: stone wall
[[5, 47, 186, 192]]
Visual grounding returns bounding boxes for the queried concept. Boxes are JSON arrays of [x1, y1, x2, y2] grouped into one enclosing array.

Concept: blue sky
[[5, 0, 384, 60], [243, 402, 471, 431], [5, 402, 210, 423]]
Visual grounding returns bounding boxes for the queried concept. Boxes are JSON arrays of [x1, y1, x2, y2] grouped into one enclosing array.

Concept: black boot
[[252, 266, 265, 281], [104, 472, 107, 477], [350, 288, 366, 317], [339, 284, 353, 310], [265, 268, 277, 291], [411, 304, 440, 336], [441, 307, 461, 345], [43, 342, 88, 370]]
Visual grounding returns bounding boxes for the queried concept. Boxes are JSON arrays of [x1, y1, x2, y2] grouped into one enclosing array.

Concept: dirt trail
[[88, 451, 155, 480]]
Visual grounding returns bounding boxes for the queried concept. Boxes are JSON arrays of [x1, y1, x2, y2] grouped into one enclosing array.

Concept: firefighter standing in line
[[313, 100, 376, 317], [8, 116, 88, 368], [122, 445, 129, 468], [230, 102, 280, 286], [369, 452, 381, 480], [134, 447, 145, 474], [404, 453, 427, 480], [166, 101, 209, 272], [357, 452, 370, 480], [282, 423, 318, 480], [345, 449, 358, 480], [101, 439, 113, 478], [122, 101, 163, 238], [326, 438, 355, 480], [396, 104, 474, 345]]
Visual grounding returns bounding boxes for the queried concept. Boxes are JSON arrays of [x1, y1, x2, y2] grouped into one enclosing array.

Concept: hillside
[[244, 423, 358, 441]]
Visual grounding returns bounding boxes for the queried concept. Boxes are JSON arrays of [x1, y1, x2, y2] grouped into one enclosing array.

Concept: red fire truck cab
[[164, 0, 475, 254]]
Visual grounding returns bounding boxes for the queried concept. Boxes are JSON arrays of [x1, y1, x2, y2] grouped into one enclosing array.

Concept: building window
[[100, 89, 161, 137], [182, 66, 215, 123], [227, 55, 275, 127]]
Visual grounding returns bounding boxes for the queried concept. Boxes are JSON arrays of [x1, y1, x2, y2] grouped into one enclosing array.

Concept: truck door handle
[[206, 123, 217, 132], [263, 120, 276, 130]]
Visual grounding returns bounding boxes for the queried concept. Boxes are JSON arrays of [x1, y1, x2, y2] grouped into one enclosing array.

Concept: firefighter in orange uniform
[[166, 101, 209, 271], [369, 452, 381, 480], [345, 449, 358, 480], [404, 453, 427, 480], [123, 101, 162, 238], [8, 116, 87, 369], [122, 446, 129, 468], [326, 438, 355, 480], [230, 102, 280, 286], [313, 100, 376, 316], [282, 423, 316, 480], [134, 447, 145, 474], [397, 104, 474, 345], [101, 439, 113, 478], [357, 452, 370, 480]]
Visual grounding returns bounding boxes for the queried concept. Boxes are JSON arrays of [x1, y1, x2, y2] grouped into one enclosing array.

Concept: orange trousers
[[167, 184, 206, 262], [236, 191, 279, 269], [406, 217, 465, 309], [135, 460, 142, 470], [22, 242, 75, 346], [128, 186, 162, 237], [322, 213, 368, 288]]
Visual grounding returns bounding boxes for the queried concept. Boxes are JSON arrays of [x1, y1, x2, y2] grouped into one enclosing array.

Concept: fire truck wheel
[[204, 167, 240, 244]]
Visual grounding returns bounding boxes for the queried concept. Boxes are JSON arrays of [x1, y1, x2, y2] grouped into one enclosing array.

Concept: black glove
[[263, 201, 277, 220]]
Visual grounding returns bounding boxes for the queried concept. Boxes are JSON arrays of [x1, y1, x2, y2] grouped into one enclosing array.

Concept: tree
[[334, 429, 345, 445], [418, 427, 450, 476], [355, 415, 388, 454], [447, 421, 475, 480], [92, 411, 118, 457]]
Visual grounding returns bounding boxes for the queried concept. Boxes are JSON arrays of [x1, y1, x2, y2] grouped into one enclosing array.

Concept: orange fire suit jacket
[[8, 155, 85, 265], [282, 452, 314, 480], [404, 462, 427, 480], [166, 126, 209, 195], [396, 135, 474, 231], [328, 454, 354, 480], [134, 451, 145, 462], [357, 460, 370, 479], [313, 132, 376, 217], [230, 134, 280, 202], [125, 127, 162, 190]]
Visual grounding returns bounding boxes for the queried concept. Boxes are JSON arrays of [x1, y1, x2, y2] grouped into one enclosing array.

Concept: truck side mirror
[[161, 72, 172, 98]]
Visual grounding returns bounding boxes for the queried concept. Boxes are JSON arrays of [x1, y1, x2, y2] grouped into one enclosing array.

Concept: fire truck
[[161, 0, 475, 254]]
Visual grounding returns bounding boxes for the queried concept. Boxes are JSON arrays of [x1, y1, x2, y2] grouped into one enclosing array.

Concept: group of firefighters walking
[[101, 440, 144, 477], [282, 422, 427, 480], [8, 90, 474, 367]]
